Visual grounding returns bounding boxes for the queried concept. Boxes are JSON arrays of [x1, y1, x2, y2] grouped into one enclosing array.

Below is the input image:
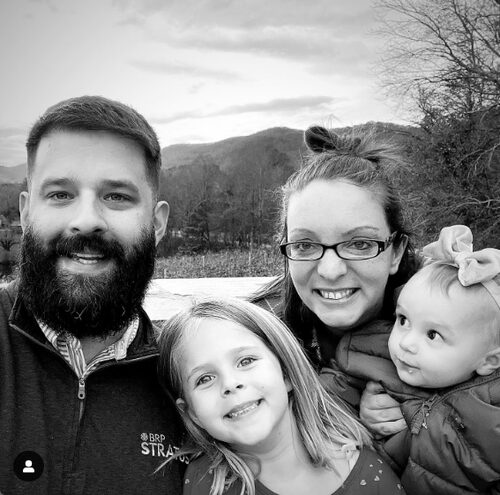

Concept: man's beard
[[18, 226, 157, 339]]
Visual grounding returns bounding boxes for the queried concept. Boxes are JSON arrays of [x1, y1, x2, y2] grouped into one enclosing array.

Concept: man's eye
[[105, 193, 128, 202], [238, 357, 256, 367], [48, 192, 70, 201]]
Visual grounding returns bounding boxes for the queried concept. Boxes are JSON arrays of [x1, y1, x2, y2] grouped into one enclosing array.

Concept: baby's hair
[[157, 298, 372, 495], [416, 263, 500, 346]]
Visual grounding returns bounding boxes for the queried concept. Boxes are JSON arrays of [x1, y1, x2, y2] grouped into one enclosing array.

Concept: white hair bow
[[422, 225, 500, 309]]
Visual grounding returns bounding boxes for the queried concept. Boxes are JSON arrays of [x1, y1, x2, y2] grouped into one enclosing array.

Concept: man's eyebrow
[[101, 179, 140, 194], [39, 178, 141, 195], [40, 177, 74, 189]]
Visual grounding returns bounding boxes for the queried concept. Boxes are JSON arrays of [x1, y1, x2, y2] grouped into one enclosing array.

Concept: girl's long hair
[[157, 298, 372, 495], [252, 125, 419, 366]]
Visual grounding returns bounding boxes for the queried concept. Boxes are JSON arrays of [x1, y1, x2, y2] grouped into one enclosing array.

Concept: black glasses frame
[[280, 232, 399, 261]]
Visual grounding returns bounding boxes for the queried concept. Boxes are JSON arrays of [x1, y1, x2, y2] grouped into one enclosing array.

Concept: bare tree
[[376, 0, 500, 245], [377, 0, 500, 114], [0, 229, 19, 252]]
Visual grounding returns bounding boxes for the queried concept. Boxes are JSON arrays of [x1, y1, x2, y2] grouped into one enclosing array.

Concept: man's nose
[[316, 247, 348, 280], [67, 196, 107, 235]]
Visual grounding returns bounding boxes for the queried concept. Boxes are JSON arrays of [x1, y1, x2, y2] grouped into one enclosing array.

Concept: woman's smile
[[316, 288, 358, 301]]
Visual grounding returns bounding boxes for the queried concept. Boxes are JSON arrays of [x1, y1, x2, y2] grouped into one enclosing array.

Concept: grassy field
[[154, 246, 283, 278], [0, 246, 283, 284]]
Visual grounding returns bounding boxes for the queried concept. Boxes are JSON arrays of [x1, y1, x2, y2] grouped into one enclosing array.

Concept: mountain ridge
[[0, 122, 416, 184]]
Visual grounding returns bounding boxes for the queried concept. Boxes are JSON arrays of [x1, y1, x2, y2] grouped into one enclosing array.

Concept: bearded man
[[0, 96, 184, 495]]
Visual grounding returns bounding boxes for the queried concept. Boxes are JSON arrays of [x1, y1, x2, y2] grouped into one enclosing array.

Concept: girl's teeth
[[227, 401, 259, 419]]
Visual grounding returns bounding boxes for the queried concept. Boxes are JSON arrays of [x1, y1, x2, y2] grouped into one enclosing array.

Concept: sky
[[0, 0, 409, 167]]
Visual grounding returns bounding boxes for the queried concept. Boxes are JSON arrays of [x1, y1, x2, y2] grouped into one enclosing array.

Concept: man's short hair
[[26, 95, 162, 195]]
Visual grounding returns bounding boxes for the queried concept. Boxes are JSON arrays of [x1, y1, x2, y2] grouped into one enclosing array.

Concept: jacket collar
[[8, 280, 159, 361]]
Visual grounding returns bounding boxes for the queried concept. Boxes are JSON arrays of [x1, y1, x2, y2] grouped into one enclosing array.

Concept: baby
[[329, 225, 500, 495]]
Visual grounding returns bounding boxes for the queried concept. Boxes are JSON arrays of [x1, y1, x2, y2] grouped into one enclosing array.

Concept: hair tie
[[422, 225, 500, 310]]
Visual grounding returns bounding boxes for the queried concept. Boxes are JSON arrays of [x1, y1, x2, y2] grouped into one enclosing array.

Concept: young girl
[[332, 225, 500, 494], [157, 298, 405, 495]]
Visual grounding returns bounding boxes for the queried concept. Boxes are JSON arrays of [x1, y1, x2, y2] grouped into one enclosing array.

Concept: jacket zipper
[[74, 354, 156, 422], [409, 376, 498, 435], [77, 378, 86, 421], [410, 394, 437, 434]]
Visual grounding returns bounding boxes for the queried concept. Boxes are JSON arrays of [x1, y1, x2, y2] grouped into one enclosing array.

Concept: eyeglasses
[[280, 233, 399, 261]]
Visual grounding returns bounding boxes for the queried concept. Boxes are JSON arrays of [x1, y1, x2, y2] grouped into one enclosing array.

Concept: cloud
[[117, 1, 378, 76], [129, 59, 242, 80], [156, 27, 374, 76], [152, 95, 336, 124], [214, 96, 336, 116], [0, 127, 27, 139], [119, 0, 373, 32]]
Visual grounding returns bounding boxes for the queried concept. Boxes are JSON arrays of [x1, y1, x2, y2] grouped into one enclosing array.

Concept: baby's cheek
[[387, 333, 398, 356]]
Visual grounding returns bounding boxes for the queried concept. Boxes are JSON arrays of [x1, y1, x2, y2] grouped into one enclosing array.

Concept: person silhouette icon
[[22, 459, 35, 474], [13, 450, 44, 481]]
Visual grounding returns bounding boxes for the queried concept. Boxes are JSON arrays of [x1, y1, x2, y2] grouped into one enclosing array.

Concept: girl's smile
[[225, 399, 263, 420], [177, 318, 293, 452]]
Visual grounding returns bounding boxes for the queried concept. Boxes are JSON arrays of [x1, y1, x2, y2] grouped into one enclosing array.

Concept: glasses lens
[[287, 242, 323, 260], [338, 239, 379, 259]]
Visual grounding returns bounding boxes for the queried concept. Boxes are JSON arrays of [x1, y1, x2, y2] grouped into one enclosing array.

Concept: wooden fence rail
[[144, 277, 274, 322]]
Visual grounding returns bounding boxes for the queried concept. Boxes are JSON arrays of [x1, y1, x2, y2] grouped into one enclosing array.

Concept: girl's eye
[[397, 315, 407, 326], [238, 357, 256, 367], [427, 330, 440, 340], [195, 374, 213, 386]]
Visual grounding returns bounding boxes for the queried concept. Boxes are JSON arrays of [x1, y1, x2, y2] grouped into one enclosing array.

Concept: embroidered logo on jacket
[[140, 432, 188, 463]]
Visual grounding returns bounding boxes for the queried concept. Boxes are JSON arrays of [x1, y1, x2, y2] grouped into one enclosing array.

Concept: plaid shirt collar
[[39, 316, 139, 379]]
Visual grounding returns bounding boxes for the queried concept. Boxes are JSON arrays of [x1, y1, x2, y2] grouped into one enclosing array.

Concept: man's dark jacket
[[0, 281, 185, 495]]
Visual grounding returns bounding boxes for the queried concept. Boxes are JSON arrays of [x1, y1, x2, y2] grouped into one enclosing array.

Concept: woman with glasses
[[252, 125, 419, 437]]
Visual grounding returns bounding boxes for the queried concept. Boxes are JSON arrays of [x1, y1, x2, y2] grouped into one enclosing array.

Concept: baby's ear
[[476, 347, 500, 376]]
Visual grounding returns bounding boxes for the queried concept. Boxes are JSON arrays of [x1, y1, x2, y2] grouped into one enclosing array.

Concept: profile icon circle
[[13, 451, 44, 481]]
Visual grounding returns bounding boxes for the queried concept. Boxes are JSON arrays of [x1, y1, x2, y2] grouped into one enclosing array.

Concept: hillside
[[0, 123, 416, 184], [161, 122, 417, 172], [0, 164, 25, 184], [162, 127, 305, 172]]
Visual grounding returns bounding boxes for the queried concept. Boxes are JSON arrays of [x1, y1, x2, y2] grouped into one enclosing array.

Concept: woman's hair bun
[[304, 126, 334, 152], [305, 126, 362, 154]]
